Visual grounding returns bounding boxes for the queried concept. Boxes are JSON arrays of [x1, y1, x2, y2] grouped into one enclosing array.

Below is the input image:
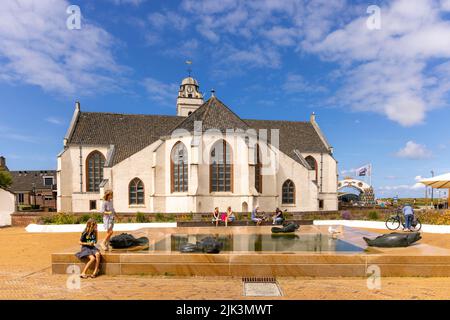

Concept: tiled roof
[[172, 97, 250, 133], [66, 98, 331, 166], [244, 119, 330, 155], [68, 112, 184, 165], [9, 170, 56, 192]]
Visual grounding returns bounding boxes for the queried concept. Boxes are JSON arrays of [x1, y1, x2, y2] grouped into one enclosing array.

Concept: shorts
[[103, 214, 115, 231]]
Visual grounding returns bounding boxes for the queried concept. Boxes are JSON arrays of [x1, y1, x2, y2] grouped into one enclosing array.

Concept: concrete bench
[[177, 219, 313, 227]]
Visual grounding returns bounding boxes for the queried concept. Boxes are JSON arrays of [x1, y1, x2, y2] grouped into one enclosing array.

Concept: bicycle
[[385, 208, 422, 231]]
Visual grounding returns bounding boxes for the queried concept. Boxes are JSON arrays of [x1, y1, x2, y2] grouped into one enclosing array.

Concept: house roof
[[66, 97, 331, 166], [9, 170, 56, 192]]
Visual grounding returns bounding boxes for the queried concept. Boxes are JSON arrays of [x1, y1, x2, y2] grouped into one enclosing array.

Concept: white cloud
[[108, 0, 146, 5], [148, 11, 188, 31], [0, 0, 124, 96], [0, 125, 37, 143], [395, 141, 432, 159], [378, 183, 424, 191], [282, 73, 327, 94], [305, 0, 450, 126], [140, 0, 450, 126], [142, 78, 178, 107], [45, 117, 65, 125]]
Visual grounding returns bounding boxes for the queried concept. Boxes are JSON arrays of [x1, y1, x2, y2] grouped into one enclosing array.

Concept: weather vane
[[185, 60, 192, 77]]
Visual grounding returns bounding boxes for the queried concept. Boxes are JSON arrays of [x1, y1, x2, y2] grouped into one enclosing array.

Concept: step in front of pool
[[51, 252, 450, 277]]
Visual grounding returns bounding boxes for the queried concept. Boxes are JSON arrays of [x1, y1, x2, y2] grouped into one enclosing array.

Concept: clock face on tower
[[186, 85, 194, 94]]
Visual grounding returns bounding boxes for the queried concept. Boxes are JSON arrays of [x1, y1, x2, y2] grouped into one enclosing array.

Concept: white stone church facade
[[57, 77, 338, 214]]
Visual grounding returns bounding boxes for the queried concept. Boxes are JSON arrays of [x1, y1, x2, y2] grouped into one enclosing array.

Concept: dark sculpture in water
[[180, 236, 224, 254], [110, 233, 149, 250], [363, 232, 421, 247], [271, 222, 300, 234]]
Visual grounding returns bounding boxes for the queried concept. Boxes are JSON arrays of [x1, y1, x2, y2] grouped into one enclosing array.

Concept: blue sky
[[1, 0, 450, 198]]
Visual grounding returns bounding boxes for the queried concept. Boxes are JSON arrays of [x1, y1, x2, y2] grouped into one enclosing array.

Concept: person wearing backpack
[[75, 218, 101, 278]]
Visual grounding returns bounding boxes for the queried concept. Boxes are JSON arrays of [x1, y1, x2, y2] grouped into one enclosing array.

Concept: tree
[[0, 170, 12, 188]]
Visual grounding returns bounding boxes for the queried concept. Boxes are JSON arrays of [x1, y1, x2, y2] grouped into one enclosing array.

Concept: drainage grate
[[242, 277, 283, 297]]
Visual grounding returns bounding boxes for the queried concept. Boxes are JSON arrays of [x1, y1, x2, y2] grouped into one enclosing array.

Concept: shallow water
[[153, 233, 363, 252]]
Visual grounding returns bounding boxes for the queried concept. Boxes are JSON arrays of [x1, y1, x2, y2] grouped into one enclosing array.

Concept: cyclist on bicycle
[[402, 203, 414, 231]]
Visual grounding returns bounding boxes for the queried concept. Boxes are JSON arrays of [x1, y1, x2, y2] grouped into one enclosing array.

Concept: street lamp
[[431, 170, 434, 207]]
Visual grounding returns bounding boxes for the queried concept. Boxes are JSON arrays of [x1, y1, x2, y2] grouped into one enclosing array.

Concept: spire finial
[[185, 60, 192, 77]]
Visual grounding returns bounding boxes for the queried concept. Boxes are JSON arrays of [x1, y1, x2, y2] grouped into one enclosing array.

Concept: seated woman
[[75, 218, 101, 278], [272, 208, 285, 225], [212, 207, 220, 227], [251, 206, 263, 226], [224, 206, 236, 227]]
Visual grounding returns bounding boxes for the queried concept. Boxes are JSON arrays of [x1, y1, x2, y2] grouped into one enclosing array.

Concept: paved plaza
[[2, 227, 450, 300]]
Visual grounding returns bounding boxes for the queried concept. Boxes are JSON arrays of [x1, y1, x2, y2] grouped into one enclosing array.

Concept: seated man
[[251, 206, 263, 226]]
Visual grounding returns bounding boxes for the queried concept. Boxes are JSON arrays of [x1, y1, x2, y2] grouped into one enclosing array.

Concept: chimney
[[75, 101, 80, 111], [310, 112, 316, 123], [0, 156, 5, 169]]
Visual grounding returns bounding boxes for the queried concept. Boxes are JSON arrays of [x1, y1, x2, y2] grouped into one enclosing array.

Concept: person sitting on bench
[[272, 208, 285, 225], [251, 206, 263, 225], [224, 206, 235, 227], [212, 207, 220, 227]]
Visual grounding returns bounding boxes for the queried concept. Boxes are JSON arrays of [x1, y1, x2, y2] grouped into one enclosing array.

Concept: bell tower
[[176, 76, 204, 117]]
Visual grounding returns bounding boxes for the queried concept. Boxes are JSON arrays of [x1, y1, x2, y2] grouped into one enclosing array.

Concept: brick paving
[[2, 227, 450, 300], [1, 268, 450, 300]]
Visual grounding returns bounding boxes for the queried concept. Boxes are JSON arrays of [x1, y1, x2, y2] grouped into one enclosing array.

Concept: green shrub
[[41, 215, 54, 224], [417, 210, 450, 225], [18, 205, 32, 211], [89, 213, 103, 224], [78, 214, 92, 224], [368, 211, 379, 221], [136, 212, 147, 223], [155, 213, 165, 222], [154, 213, 176, 222]]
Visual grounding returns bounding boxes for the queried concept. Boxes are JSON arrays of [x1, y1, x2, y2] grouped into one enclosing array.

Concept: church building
[[57, 76, 338, 214]]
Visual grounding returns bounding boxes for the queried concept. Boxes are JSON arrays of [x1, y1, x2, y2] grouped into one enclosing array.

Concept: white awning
[[420, 173, 450, 189]]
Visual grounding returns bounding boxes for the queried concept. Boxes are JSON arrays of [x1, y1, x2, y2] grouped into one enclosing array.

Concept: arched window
[[86, 151, 105, 192], [255, 145, 262, 193], [305, 156, 318, 182], [171, 142, 188, 192], [282, 179, 295, 204], [210, 140, 233, 192], [129, 178, 144, 205]]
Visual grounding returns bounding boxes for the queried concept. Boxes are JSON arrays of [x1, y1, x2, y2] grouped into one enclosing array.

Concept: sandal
[[80, 274, 89, 279], [90, 271, 99, 278]]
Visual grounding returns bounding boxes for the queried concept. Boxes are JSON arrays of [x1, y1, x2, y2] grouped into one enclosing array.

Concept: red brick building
[[1, 157, 57, 211]]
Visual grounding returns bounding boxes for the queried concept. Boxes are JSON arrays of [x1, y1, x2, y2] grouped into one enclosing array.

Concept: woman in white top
[[100, 191, 116, 250]]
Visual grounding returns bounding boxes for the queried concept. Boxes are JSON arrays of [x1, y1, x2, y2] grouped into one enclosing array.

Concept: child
[[100, 190, 115, 250], [75, 218, 101, 278]]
